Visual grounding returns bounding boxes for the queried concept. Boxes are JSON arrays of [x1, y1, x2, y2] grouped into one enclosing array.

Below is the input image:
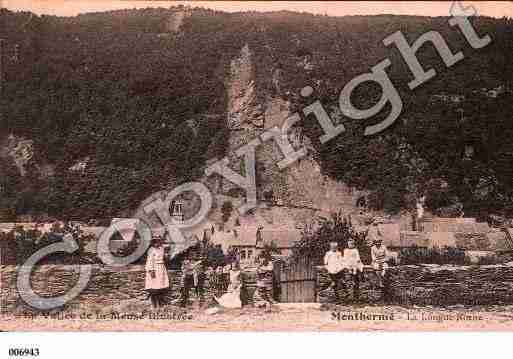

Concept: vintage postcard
[[1, 0, 513, 333]]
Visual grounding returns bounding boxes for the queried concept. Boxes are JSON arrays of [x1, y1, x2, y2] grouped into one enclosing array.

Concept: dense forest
[[0, 6, 513, 221]]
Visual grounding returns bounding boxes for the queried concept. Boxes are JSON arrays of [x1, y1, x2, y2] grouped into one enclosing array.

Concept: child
[[180, 254, 197, 307], [324, 242, 345, 300], [215, 261, 242, 309], [255, 255, 275, 309], [371, 238, 389, 288], [343, 239, 363, 277], [145, 236, 170, 308]]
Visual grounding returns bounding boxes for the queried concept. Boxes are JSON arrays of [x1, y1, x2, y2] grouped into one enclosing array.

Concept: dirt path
[[2, 305, 513, 331]]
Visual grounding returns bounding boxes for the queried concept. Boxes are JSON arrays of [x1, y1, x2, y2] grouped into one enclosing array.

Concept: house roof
[[400, 231, 429, 247], [485, 230, 512, 251], [257, 226, 302, 249], [81, 226, 107, 238], [354, 224, 403, 247], [422, 218, 490, 233], [377, 223, 401, 247], [427, 232, 457, 248], [211, 229, 256, 252], [0, 222, 57, 234], [211, 225, 302, 252]]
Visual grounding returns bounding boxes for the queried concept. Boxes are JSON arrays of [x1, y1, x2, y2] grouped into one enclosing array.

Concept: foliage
[[114, 232, 146, 265], [1, 8, 513, 220], [258, 241, 282, 260], [220, 201, 234, 223], [292, 212, 369, 265], [206, 244, 226, 268], [399, 246, 513, 265], [398, 246, 467, 265], [6, 226, 98, 264]]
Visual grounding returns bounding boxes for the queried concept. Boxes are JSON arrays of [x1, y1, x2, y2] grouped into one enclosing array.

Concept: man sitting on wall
[[324, 241, 346, 301]]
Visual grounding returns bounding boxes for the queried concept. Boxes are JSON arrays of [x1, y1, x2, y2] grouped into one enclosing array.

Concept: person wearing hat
[[371, 237, 389, 288], [145, 235, 170, 308], [180, 253, 201, 307], [367, 220, 382, 246]]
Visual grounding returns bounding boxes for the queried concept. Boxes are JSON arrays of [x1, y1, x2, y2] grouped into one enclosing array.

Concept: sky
[[2, 1, 513, 18]]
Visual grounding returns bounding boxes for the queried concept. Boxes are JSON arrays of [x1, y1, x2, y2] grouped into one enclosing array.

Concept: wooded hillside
[[1, 6, 512, 220]]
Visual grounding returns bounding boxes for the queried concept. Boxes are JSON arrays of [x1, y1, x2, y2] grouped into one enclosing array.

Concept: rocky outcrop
[[1, 134, 34, 176], [222, 44, 364, 216], [0, 134, 55, 179]]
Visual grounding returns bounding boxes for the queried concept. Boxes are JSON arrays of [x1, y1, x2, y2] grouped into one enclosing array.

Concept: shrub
[[221, 201, 234, 223], [114, 234, 147, 265], [258, 241, 282, 261], [8, 226, 99, 265], [292, 212, 369, 265], [398, 246, 467, 265]]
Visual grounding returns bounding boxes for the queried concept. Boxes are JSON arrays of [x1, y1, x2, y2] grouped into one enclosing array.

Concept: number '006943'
[[8, 348, 40, 357]]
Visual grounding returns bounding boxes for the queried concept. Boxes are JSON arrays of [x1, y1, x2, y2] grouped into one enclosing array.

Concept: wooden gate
[[274, 257, 317, 303]]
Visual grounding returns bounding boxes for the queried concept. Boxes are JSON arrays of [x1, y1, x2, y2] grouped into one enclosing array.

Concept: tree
[[292, 212, 369, 264], [221, 201, 234, 223]]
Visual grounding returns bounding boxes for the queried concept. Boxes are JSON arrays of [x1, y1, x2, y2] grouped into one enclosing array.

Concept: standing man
[[324, 241, 345, 301]]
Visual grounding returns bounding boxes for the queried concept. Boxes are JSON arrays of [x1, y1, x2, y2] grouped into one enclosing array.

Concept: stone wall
[[1, 265, 259, 314], [317, 267, 383, 304], [317, 264, 513, 306], [387, 264, 513, 306]]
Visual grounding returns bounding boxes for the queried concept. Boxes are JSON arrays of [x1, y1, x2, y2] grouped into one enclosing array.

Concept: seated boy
[[324, 242, 345, 299], [343, 239, 364, 277]]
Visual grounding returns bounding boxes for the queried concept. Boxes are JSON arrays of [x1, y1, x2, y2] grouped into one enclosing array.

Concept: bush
[[6, 226, 99, 265], [398, 246, 467, 265], [114, 234, 147, 265], [221, 201, 234, 223], [292, 212, 369, 265]]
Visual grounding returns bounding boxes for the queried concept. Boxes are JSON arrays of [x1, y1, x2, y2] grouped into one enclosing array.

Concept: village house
[[211, 224, 302, 263], [364, 216, 513, 264]]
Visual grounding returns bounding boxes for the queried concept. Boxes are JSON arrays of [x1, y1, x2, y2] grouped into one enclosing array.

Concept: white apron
[[145, 246, 170, 290], [216, 270, 242, 308]]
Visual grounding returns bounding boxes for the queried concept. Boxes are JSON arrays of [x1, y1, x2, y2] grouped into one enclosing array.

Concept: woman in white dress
[[214, 261, 242, 309], [145, 236, 170, 308]]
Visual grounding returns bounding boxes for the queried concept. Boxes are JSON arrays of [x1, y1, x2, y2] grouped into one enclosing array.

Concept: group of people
[[144, 235, 277, 310], [324, 223, 390, 300]]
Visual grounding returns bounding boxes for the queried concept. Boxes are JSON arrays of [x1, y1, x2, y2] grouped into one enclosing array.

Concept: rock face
[[129, 43, 366, 226], [1, 134, 34, 176], [226, 44, 264, 131], [221, 44, 365, 215], [0, 134, 55, 180]]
